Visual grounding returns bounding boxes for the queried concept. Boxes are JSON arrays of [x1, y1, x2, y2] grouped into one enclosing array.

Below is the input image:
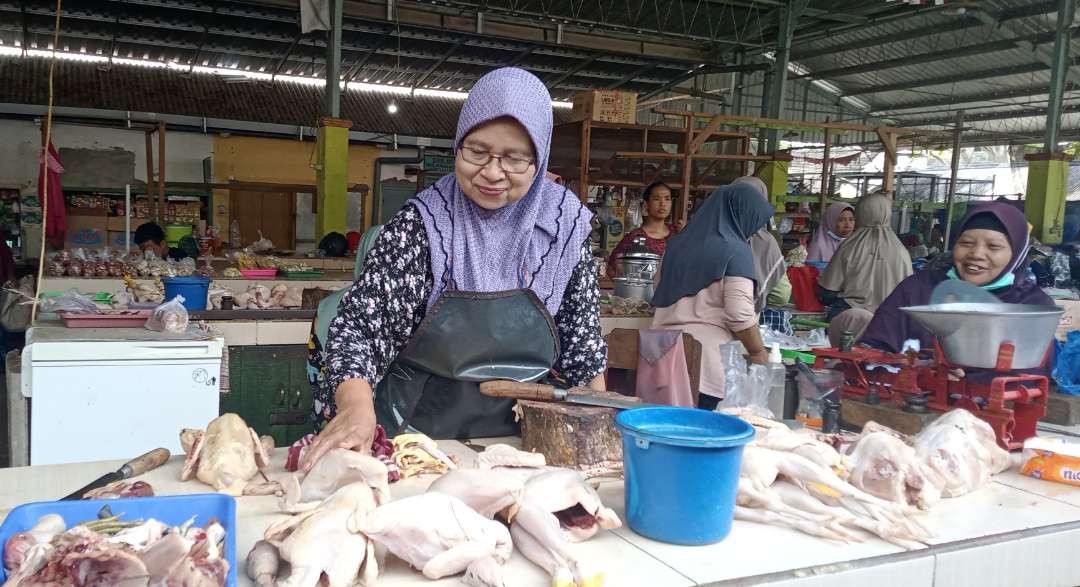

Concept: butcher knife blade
[[478, 380, 659, 410], [60, 447, 172, 500]]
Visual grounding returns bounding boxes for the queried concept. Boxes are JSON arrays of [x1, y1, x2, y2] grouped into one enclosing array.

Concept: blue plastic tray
[[0, 493, 237, 585]]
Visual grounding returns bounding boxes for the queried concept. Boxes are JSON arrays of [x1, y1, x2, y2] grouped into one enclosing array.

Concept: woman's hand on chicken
[[301, 380, 377, 472]]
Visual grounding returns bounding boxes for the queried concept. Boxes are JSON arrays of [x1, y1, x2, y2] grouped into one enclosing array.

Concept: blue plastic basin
[[162, 276, 211, 311], [615, 407, 754, 545], [0, 493, 238, 585]]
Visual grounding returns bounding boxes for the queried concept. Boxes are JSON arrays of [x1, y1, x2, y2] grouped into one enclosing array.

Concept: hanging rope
[[30, 0, 63, 325]]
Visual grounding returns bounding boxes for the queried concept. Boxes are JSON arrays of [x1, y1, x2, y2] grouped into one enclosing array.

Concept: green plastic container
[[164, 223, 193, 246], [282, 270, 325, 279]]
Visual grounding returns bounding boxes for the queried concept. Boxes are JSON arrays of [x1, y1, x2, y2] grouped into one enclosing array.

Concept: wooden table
[[3, 440, 1080, 586]]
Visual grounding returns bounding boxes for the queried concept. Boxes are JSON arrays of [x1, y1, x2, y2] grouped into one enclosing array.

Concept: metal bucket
[[613, 277, 654, 303], [901, 303, 1064, 369]]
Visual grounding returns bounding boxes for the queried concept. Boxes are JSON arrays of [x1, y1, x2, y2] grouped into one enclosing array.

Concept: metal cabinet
[[220, 345, 313, 446]]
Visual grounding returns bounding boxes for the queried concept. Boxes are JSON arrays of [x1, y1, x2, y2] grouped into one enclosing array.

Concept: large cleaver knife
[[478, 380, 659, 410], [60, 448, 172, 500]]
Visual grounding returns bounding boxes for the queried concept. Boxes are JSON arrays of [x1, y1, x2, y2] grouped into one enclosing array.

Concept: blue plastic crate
[[0, 493, 237, 585]]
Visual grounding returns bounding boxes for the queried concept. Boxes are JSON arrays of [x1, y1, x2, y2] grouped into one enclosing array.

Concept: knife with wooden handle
[[478, 380, 655, 410], [60, 448, 172, 500]]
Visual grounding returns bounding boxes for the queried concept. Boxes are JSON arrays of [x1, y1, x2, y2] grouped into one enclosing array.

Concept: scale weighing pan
[[901, 302, 1062, 369]]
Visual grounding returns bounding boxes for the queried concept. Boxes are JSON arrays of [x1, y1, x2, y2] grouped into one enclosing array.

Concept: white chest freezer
[[22, 325, 223, 465]]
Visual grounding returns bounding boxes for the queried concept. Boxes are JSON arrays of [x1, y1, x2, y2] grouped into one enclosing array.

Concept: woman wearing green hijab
[[308, 226, 381, 430]]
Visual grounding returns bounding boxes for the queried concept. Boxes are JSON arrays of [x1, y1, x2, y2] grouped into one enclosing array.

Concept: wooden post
[[157, 122, 167, 225], [144, 130, 155, 221], [819, 123, 832, 212], [881, 130, 898, 196], [680, 115, 693, 225], [579, 120, 590, 203]]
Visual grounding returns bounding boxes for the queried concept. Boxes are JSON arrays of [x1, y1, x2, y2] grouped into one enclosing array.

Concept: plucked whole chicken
[[846, 431, 944, 510], [428, 445, 620, 587], [180, 413, 276, 496], [730, 407, 1012, 549], [357, 493, 513, 587], [262, 480, 383, 587], [913, 409, 1011, 497]]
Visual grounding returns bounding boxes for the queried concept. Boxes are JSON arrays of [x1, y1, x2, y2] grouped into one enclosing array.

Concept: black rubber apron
[[374, 288, 559, 439]]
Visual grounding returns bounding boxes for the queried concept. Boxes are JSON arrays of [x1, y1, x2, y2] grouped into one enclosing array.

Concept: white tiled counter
[[3, 439, 1080, 587]]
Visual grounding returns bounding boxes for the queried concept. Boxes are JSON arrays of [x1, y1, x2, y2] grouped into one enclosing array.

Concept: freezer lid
[[27, 338, 224, 362], [26, 325, 224, 362]]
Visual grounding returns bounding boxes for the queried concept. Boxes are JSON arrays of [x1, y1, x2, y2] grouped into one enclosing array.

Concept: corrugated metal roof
[[0, 55, 571, 138]]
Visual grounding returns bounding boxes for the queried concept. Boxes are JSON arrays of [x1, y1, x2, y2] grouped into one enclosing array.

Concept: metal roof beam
[[840, 63, 1048, 97], [606, 63, 657, 90], [791, 1, 1058, 61], [545, 57, 597, 89], [411, 38, 463, 91], [342, 29, 388, 81], [898, 102, 1080, 126], [794, 28, 1075, 80], [873, 83, 1080, 113]]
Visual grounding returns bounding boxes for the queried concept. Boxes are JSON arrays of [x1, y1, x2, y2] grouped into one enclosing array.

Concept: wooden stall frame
[[652, 110, 902, 212]]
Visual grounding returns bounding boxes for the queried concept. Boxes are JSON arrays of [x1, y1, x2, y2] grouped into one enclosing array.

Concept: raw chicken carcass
[[429, 466, 620, 587], [914, 409, 1011, 497], [357, 493, 512, 587], [847, 431, 943, 510], [181, 413, 273, 496], [3, 514, 65, 572], [264, 481, 382, 587], [279, 448, 391, 513], [245, 540, 281, 587], [477, 444, 546, 469]]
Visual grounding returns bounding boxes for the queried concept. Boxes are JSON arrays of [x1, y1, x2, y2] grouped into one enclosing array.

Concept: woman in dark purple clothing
[[859, 203, 1055, 373]]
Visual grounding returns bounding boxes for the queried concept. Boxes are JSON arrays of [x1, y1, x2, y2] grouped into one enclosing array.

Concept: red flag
[[39, 142, 66, 247]]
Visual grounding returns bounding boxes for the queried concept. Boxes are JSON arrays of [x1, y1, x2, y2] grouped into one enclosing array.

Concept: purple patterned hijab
[[410, 68, 593, 317]]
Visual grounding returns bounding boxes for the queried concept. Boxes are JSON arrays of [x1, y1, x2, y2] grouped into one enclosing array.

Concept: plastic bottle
[[767, 343, 787, 419]]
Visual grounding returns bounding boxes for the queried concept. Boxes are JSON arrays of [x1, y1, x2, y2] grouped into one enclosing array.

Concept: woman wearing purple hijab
[[860, 204, 1055, 373], [302, 68, 602, 468]]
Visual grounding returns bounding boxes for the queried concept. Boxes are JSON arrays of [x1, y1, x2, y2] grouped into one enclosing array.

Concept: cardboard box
[[572, 90, 637, 125], [106, 216, 131, 231], [1056, 299, 1080, 342], [66, 205, 108, 217], [65, 216, 108, 249]]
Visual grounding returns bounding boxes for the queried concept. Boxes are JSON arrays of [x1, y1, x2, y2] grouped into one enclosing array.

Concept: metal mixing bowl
[[901, 303, 1064, 369]]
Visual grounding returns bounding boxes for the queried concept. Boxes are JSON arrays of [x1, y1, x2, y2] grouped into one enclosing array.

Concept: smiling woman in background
[[859, 203, 1054, 360]]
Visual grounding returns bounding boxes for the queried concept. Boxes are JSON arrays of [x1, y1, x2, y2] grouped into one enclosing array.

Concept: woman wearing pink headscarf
[[806, 202, 855, 263]]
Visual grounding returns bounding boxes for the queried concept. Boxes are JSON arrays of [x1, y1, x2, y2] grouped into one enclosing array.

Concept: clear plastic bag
[[39, 289, 99, 314], [146, 295, 189, 333], [761, 326, 810, 351], [804, 328, 829, 347], [716, 342, 773, 417], [1051, 252, 1072, 288]]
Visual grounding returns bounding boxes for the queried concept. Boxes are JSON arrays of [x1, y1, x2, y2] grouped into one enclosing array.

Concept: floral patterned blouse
[[309, 203, 607, 430]]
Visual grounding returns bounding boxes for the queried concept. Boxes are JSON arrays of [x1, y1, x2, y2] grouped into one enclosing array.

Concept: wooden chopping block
[[841, 399, 940, 436], [518, 399, 623, 475]]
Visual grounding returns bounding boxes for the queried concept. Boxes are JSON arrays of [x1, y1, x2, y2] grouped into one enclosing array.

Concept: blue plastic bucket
[[615, 407, 754, 545], [162, 275, 211, 310], [0, 493, 238, 585]]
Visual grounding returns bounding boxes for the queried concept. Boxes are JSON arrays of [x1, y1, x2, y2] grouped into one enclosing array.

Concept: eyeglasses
[[459, 145, 535, 174]]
